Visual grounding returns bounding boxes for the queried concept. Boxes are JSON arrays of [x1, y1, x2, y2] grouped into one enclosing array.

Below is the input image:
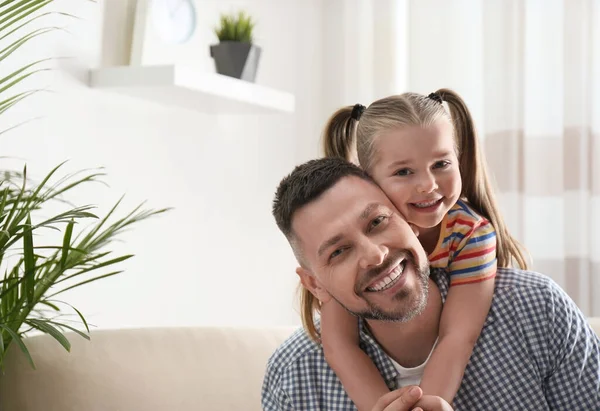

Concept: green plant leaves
[[47, 320, 89, 341], [0, 164, 168, 368], [26, 319, 70, 351], [0, 0, 75, 131], [0, 0, 169, 371], [22, 214, 34, 306], [0, 324, 33, 369], [60, 220, 74, 269], [214, 11, 255, 43]]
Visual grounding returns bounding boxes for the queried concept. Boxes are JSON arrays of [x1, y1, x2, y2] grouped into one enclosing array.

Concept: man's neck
[[365, 279, 442, 368]]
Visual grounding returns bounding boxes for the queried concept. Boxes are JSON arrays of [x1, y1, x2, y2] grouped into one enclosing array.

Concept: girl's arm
[[418, 217, 497, 405], [418, 277, 495, 404], [320, 299, 390, 411]]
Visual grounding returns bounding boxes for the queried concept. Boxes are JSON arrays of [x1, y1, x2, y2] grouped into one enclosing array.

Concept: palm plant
[[0, 1, 168, 368], [1, 0, 71, 126]]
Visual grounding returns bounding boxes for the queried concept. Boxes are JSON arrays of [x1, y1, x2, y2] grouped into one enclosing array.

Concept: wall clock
[[150, 0, 197, 45]]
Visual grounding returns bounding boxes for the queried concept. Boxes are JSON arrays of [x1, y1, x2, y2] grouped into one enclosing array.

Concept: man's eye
[[330, 248, 344, 260], [433, 160, 450, 169], [370, 215, 388, 230], [394, 168, 412, 176]]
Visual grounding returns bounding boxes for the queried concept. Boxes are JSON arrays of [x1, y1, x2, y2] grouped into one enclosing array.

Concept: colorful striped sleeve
[[446, 206, 497, 286]]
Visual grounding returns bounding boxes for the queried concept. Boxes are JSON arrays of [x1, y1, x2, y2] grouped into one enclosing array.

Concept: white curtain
[[322, 0, 600, 316]]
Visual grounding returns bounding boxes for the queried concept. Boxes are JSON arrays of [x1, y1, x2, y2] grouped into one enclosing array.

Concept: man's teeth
[[413, 199, 440, 208], [367, 262, 405, 292]]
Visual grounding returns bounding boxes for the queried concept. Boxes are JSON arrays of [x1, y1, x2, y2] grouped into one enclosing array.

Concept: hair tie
[[350, 104, 366, 121], [428, 92, 443, 104]]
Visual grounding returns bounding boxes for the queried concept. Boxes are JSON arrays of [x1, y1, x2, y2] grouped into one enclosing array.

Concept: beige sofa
[[0, 326, 296, 411], [1, 320, 599, 411]]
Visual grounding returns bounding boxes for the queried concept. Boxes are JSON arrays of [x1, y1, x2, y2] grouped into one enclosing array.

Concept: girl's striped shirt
[[429, 199, 497, 286]]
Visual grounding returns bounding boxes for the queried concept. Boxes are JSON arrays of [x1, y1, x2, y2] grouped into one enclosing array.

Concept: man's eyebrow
[[360, 203, 381, 220], [317, 234, 343, 258], [317, 203, 382, 258]]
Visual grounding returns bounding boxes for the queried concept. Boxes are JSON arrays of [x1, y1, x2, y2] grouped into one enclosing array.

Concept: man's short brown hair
[[272, 157, 373, 241], [272, 157, 374, 342]]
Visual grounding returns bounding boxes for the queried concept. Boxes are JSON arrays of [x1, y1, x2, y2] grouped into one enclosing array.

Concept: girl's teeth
[[414, 199, 440, 208]]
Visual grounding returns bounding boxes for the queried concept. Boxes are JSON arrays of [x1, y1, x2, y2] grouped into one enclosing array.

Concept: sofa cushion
[[0, 326, 296, 411]]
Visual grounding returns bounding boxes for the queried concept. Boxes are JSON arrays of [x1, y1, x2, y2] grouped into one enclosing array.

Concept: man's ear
[[296, 266, 332, 303]]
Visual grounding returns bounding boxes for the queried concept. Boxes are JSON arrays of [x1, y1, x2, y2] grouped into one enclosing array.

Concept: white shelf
[[88, 65, 295, 114]]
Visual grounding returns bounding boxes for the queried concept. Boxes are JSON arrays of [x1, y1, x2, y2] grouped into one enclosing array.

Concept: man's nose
[[358, 240, 388, 270], [416, 171, 438, 194]]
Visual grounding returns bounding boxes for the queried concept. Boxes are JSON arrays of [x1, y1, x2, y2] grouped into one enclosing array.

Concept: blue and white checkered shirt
[[261, 268, 600, 410]]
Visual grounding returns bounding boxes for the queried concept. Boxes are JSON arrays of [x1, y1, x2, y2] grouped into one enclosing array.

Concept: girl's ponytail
[[436, 89, 479, 196], [322, 106, 358, 161], [437, 88, 529, 270], [300, 286, 320, 342]]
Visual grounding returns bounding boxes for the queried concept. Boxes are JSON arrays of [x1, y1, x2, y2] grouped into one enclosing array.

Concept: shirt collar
[[357, 318, 399, 388], [355, 269, 495, 387]]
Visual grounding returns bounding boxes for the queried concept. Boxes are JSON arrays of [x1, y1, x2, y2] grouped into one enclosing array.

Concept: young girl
[[320, 89, 529, 410]]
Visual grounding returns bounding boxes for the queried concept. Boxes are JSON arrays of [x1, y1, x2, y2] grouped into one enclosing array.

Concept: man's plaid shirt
[[261, 268, 600, 410]]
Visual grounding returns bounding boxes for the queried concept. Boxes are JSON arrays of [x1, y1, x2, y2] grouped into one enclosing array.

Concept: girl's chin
[[407, 215, 444, 228]]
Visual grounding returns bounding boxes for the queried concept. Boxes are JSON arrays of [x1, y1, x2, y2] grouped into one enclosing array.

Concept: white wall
[[320, 0, 409, 113], [2, 0, 325, 329], [407, 0, 485, 131]]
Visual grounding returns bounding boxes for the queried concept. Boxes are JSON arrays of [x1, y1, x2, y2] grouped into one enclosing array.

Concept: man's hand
[[371, 388, 453, 411]]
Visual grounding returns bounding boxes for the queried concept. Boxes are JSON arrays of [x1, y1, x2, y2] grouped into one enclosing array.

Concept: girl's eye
[[433, 160, 450, 169], [394, 168, 412, 176]]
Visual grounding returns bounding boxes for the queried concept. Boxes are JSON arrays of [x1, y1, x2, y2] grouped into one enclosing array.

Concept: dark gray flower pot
[[209, 41, 261, 82]]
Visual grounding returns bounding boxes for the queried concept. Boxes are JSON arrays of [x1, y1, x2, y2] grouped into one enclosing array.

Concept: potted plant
[[210, 11, 261, 82], [0, 0, 169, 368]]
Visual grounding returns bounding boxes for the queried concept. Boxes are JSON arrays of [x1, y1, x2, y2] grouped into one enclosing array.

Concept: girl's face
[[368, 119, 462, 234]]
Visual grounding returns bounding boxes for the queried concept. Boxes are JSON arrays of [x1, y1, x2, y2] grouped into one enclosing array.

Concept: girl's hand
[[371, 386, 423, 411]]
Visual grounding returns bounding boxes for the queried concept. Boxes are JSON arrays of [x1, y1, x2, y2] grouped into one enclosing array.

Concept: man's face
[[293, 176, 430, 322]]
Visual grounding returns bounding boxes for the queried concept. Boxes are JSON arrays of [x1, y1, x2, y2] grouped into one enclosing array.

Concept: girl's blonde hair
[[300, 89, 529, 342]]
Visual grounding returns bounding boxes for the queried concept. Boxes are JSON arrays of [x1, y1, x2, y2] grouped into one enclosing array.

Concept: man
[[262, 157, 600, 410]]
